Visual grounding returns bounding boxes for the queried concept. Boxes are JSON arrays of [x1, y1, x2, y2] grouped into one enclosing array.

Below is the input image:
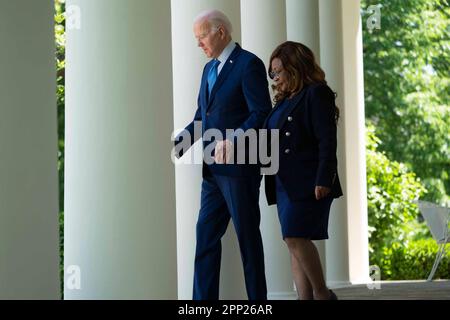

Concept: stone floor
[[332, 280, 450, 300]]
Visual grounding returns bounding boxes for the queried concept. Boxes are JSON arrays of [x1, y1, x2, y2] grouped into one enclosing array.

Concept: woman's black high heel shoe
[[328, 289, 338, 300]]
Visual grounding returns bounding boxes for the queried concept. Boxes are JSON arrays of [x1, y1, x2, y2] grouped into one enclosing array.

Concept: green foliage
[[55, 0, 65, 299], [380, 239, 450, 280], [366, 122, 428, 266], [362, 0, 450, 205]]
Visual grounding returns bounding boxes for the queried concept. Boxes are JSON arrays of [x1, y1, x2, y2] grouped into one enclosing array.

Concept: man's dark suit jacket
[[175, 43, 272, 177]]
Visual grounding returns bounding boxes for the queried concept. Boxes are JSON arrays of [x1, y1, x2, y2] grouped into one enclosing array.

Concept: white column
[[340, 0, 370, 285], [286, 0, 327, 283], [286, 0, 320, 55], [171, 0, 244, 300], [241, 0, 294, 300], [241, 0, 286, 66], [0, 0, 60, 299], [319, 0, 369, 287], [65, 0, 177, 299]]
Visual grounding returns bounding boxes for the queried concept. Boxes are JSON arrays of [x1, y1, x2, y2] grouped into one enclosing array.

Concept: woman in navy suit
[[264, 41, 343, 300]]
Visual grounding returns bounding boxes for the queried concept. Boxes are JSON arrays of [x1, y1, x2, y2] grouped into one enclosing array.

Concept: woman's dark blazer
[[264, 83, 343, 205]]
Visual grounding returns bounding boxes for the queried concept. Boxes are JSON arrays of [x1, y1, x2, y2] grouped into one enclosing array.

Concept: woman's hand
[[315, 186, 331, 200]]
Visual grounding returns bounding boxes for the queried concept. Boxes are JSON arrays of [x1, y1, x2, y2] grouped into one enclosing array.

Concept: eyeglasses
[[269, 69, 284, 80]]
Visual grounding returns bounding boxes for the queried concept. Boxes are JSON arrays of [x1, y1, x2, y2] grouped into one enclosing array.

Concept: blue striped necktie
[[207, 59, 220, 95]]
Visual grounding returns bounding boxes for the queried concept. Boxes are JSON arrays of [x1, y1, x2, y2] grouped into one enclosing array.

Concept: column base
[[268, 291, 298, 300], [327, 280, 353, 289]]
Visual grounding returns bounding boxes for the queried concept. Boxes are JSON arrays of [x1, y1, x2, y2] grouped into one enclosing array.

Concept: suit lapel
[[275, 86, 308, 130], [263, 100, 281, 129], [206, 43, 242, 111], [201, 63, 211, 110]]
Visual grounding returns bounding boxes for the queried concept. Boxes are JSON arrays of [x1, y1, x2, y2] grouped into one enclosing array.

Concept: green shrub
[[366, 122, 428, 266], [379, 239, 450, 280]]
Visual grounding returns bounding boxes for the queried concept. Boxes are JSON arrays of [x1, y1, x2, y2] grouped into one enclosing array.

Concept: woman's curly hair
[[269, 41, 340, 123]]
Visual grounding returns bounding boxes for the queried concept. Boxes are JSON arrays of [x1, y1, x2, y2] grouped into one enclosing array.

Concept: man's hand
[[214, 139, 233, 164], [315, 186, 331, 200]]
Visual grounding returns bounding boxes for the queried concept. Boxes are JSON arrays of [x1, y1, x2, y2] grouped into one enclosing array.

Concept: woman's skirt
[[275, 176, 333, 240]]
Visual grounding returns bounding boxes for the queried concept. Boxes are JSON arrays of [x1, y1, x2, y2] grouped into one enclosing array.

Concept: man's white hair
[[194, 9, 233, 35]]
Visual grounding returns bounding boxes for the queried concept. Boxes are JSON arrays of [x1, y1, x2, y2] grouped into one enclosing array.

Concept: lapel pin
[[230, 60, 233, 64]]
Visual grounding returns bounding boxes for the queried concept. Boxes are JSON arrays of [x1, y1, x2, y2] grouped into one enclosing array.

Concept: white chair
[[417, 200, 450, 281]]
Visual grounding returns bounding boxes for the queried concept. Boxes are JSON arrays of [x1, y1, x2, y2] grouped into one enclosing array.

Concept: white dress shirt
[[216, 41, 237, 75]]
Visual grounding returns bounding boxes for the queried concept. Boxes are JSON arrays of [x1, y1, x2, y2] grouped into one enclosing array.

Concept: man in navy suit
[[174, 9, 271, 300]]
